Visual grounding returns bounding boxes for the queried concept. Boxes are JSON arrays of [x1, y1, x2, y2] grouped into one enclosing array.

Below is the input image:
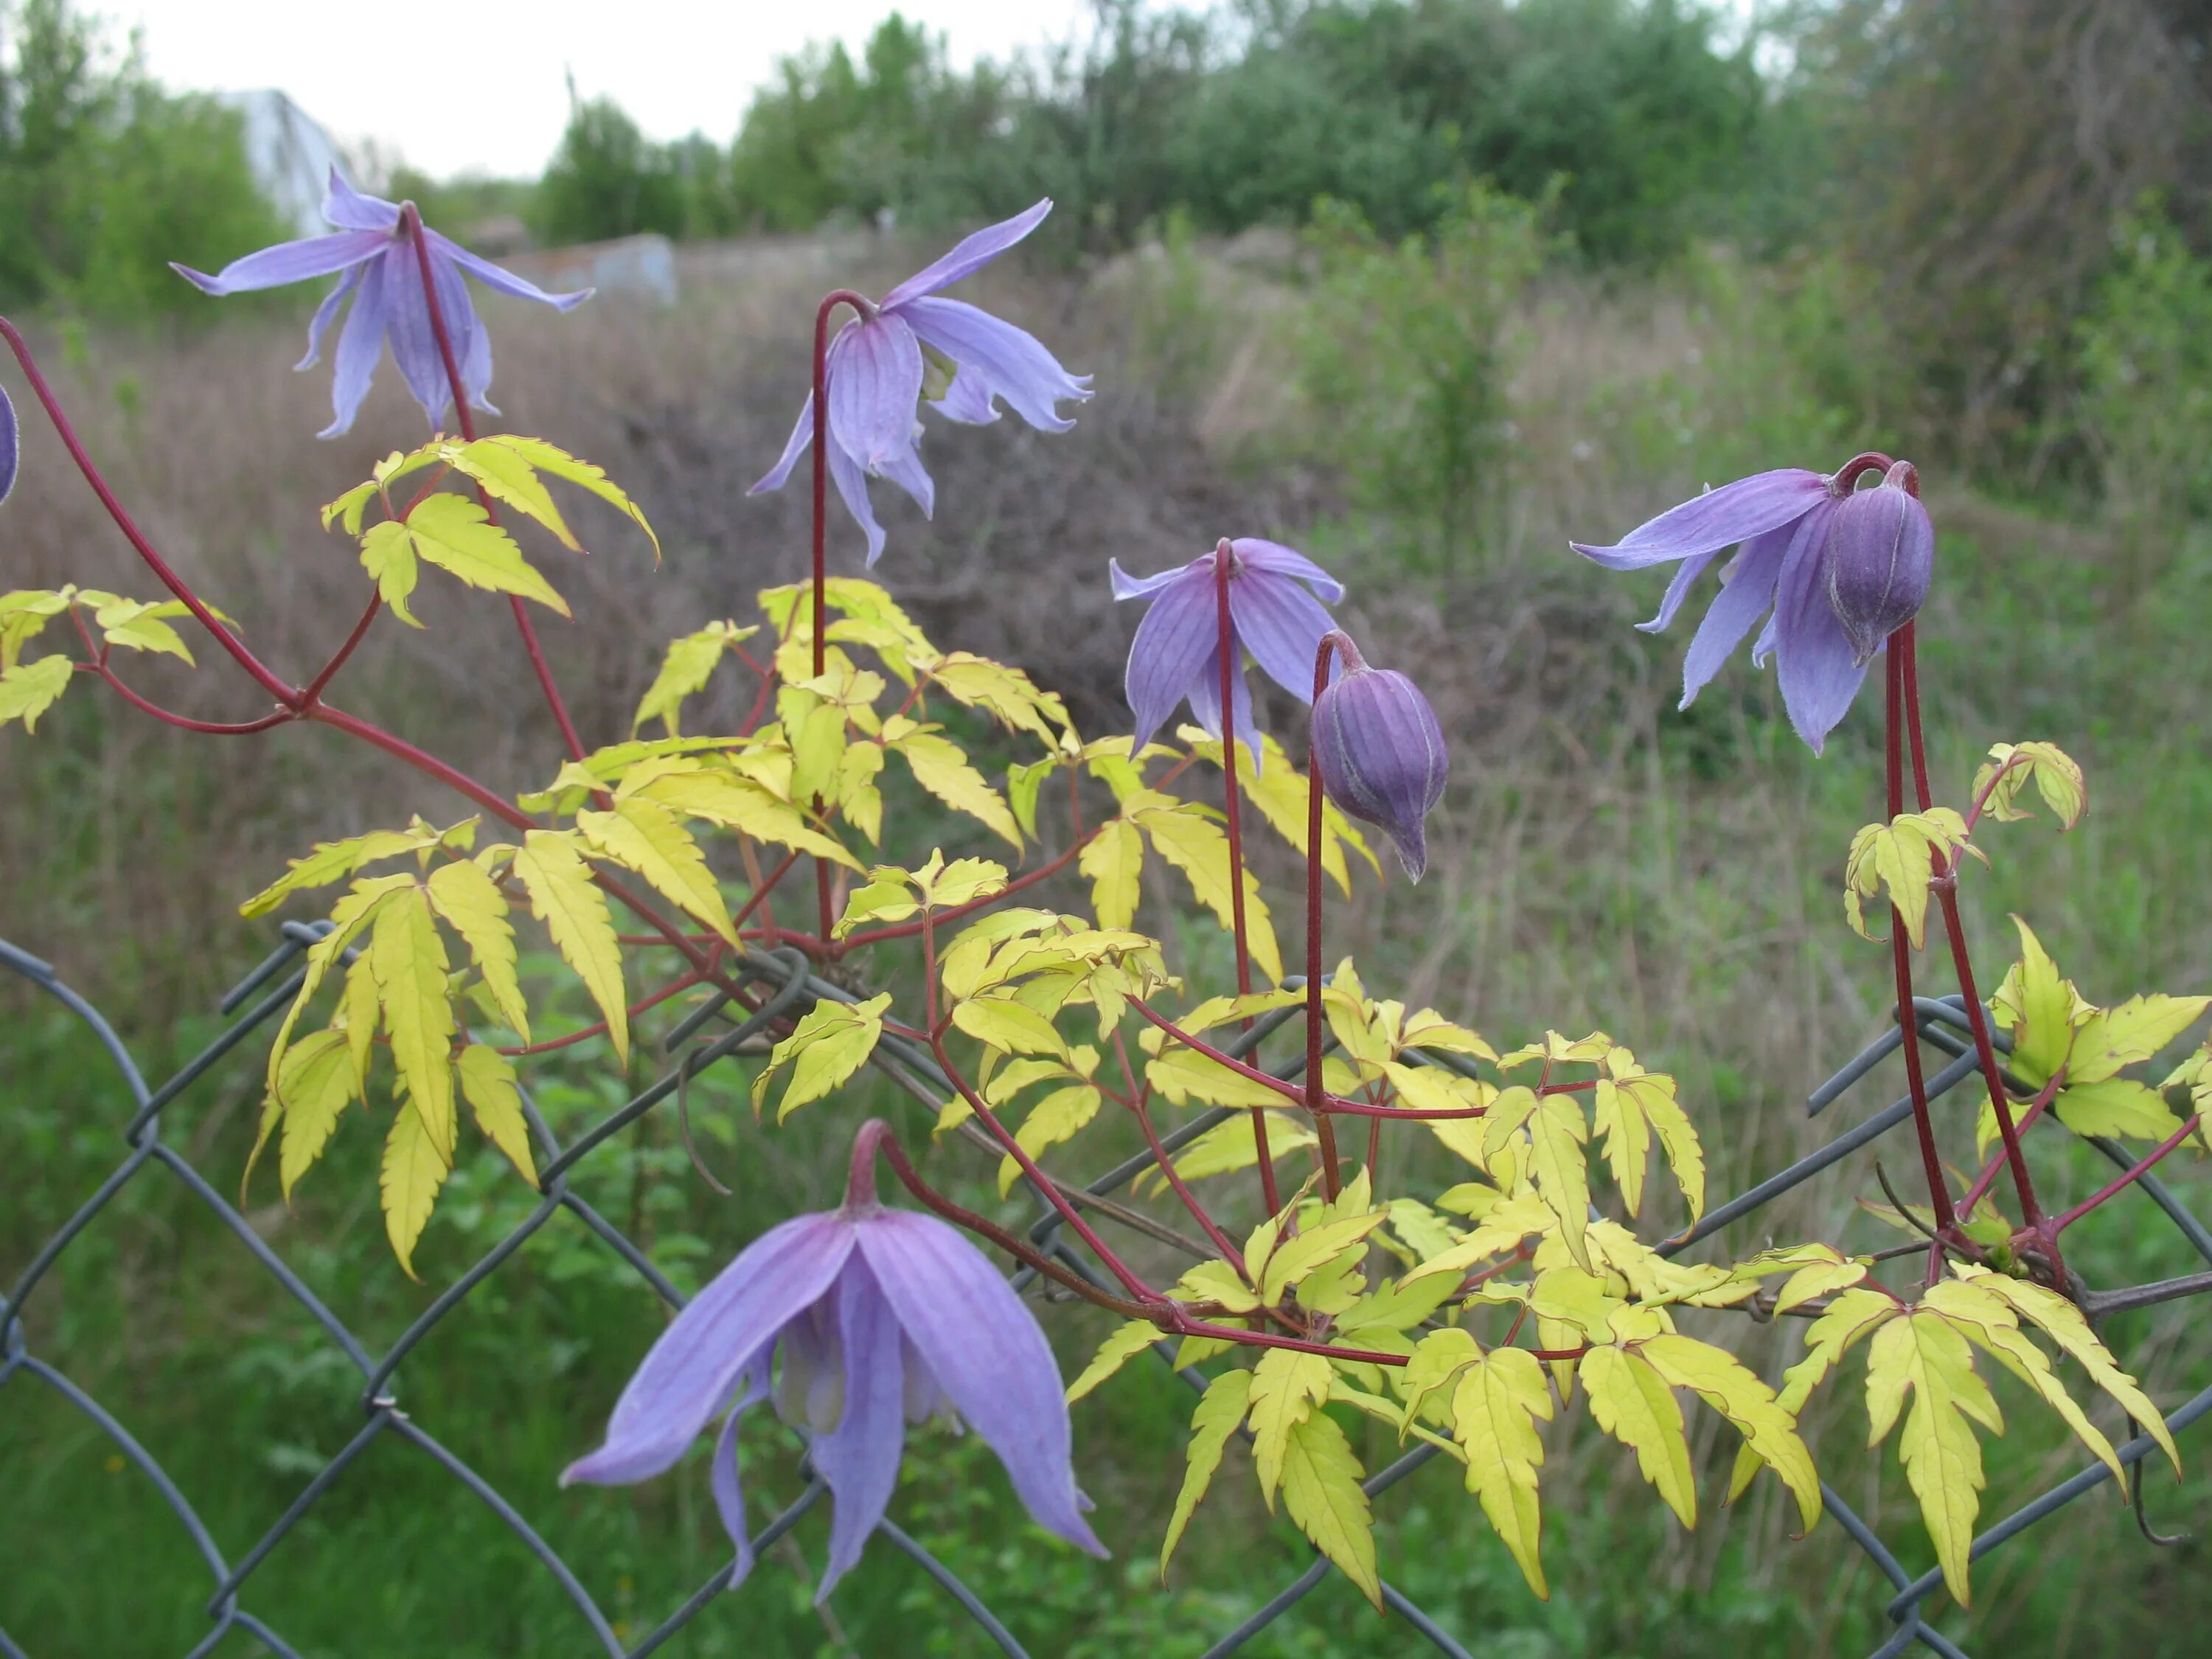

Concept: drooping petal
[[880, 200, 1053, 309], [1185, 641, 1260, 771], [810, 1257, 910, 1601], [901, 1336, 957, 1426], [827, 437, 889, 567], [1678, 526, 1791, 709], [295, 263, 366, 372], [1571, 470, 1829, 571], [425, 227, 593, 311], [751, 393, 815, 496], [1769, 501, 1867, 753], [170, 229, 389, 297], [828, 313, 924, 472], [1121, 565, 1220, 754], [561, 1214, 855, 1488], [873, 437, 936, 519], [856, 1211, 1104, 1557], [317, 253, 392, 439], [425, 246, 495, 414], [0, 382, 16, 507], [1109, 556, 1200, 602], [711, 1362, 773, 1587], [1230, 538, 1346, 604], [897, 296, 1091, 434], [1228, 567, 1338, 704], [929, 363, 1001, 425], [1637, 549, 1719, 634], [321, 168, 401, 232], [380, 243, 455, 425]]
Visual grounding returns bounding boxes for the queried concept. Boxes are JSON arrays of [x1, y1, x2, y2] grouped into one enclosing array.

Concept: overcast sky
[[116, 1, 1096, 179]]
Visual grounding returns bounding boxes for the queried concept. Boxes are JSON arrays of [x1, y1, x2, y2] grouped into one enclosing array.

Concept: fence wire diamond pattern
[[5, 925, 2209, 1659]]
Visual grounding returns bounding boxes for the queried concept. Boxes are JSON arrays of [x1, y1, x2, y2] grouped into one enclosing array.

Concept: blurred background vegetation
[[8, 0, 2212, 1655]]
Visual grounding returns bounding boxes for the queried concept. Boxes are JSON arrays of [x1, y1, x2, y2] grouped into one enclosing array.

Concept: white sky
[[115, 1, 1096, 179]]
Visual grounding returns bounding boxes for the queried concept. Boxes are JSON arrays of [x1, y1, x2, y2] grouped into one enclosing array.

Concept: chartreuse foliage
[[1, 585, 240, 731]]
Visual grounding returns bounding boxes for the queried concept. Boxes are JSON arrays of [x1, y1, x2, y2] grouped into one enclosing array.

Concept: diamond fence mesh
[[4, 925, 2208, 1658]]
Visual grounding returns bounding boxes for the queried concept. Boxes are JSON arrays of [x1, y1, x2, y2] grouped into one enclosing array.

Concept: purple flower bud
[[1824, 460, 1933, 667], [1309, 633, 1448, 881]]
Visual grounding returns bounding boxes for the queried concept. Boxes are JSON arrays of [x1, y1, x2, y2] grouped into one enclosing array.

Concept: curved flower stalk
[[172, 170, 592, 437], [750, 200, 1092, 564], [563, 1123, 1102, 1599], [1113, 538, 1345, 765], [1571, 456, 1933, 754]]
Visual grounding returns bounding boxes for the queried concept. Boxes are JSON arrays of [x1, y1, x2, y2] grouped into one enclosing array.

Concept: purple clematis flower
[[1571, 462, 1909, 754], [172, 169, 591, 439], [1825, 461, 1933, 666], [749, 199, 1091, 565], [1112, 537, 1345, 768], [561, 1124, 1103, 1600], [1310, 631, 1449, 881], [0, 382, 16, 507]]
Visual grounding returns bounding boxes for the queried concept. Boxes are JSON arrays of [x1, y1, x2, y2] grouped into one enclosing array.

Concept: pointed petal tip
[[170, 262, 220, 293]]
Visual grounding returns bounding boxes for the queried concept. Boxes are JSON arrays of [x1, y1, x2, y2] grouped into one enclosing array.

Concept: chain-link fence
[[4, 925, 2209, 1658]]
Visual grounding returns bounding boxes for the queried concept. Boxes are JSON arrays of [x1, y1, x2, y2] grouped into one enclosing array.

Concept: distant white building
[[220, 91, 347, 237]]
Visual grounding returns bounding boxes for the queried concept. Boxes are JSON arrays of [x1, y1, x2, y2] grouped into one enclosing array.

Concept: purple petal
[[561, 1214, 855, 1487], [316, 254, 392, 439], [425, 227, 593, 311], [1637, 549, 1718, 634], [1230, 538, 1345, 603], [1110, 556, 1202, 602], [827, 438, 888, 566], [857, 1211, 1105, 1557], [1678, 525, 1792, 709], [1572, 470, 1829, 571], [751, 393, 815, 496], [897, 296, 1090, 434], [1770, 503, 1868, 753], [711, 1366, 771, 1588], [321, 169, 400, 232], [294, 263, 365, 372], [1186, 642, 1261, 773], [880, 200, 1053, 308], [0, 383, 16, 507], [810, 1257, 908, 1601], [828, 314, 923, 471], [1122, 566, 1219, 754], [1228, 568, 1338, 705], [929, 364, 1001, 425], [170, 229, 388, 297], [1750, 610, 1780, 667], [425, 248, 493, 416], [873, 438, 936, 519], [380, 244, 455, 425]]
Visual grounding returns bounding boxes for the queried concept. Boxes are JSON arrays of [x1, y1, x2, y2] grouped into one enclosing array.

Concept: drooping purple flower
[[1826, 461, 1933, 665], [749, 200, 1091, 565], [0, 382, 15, 507], [1309, 631, 1448, 880], [1112, 537, 1345, 768], [172, 169, 591, 439], [561, 1126, 1102, 1600], [1571, 464, 1889, 754]]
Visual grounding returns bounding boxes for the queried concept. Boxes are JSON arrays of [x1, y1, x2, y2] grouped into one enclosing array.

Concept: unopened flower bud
[[1310, 633, 1448, 881], [1825, 460, 1933, 666]]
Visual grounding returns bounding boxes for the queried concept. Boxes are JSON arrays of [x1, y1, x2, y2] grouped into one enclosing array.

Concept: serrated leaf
[[578, 797, 737, 945], [1008, 756, 1060, 840], [1582, 1345, 1695, 1526], [1451, 1346, 1554, 1598], [2067, 994, 2211, 1085], [953, 995, 1072, 1063], [634, 768, 861, 870], [1247, 1349, 1333, 1507], [1865, 1310, 2000, 1605], [370, 886, 457, 1161], [1988, 916, 2088, 1085], [262, 874, 414, 1111], [1843, 809, 1974, 950], [91, 599, 194, 663], [1144, 1043, 1291, 1110], [341, 952, 380, 1094], [425, 859, 529, 1042], [511, 830, 628, 1066], [456, 1043, 538, 1186], [400, 492, 569, 616], [240, 822, 452, 919], [1525, 1095, 1592, 1270], [1081, 818, 1144, 931], [1179, 728, 1378, 892], [1067, 1319, 1158, 1403], [997, 1083, 1102, 1195], [751, 993, 890, 1120], [1133, 799, 1283, 982], [1637, 1333, 1818, 1534], [1729, 1287, 1899, 1505], [1150, 1111, 1316, 1187], [1281, 1411, 1380, 1607], [358, 520, 422, 625], [274, 1031, 357, 1200], [1973, 741, 2085, 830], [891, 726, 1022, 846], [1260, 1211, 1387, 1305], [0, 653, 74, 732], [1161, 1369, 1251, 1577], [380, 1082, 451, 1279], [2052, 1077, 2181, 1141], [467, 434, 660, 561], [928, 652, 1071, 745], [632, 623, 757, 735]]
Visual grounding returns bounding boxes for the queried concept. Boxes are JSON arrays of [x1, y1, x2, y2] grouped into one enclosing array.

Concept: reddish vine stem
[[807, 288, 872, 946], [498, 972, 704, 1057], [301, 594, 383, 708], [72, 660, 291, 735], [399, 203, 589, 768], [1, 316, 299, 708], [1958, 1071, 2064, 1220], [1897, 625, 2048, 1245], [2053, 1116, 2202, 1235], [1885, 639, 1958, 1237]]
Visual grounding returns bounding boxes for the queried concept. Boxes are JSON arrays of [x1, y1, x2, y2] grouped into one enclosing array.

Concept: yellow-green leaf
[[456, 1043, 538, 1186], [263, 874, 414, 1104], [511, 830, 628, 1066], [466, 434, 660, 561], [425, 858, 529, 1042], [953, 995, 1072, 1063], [240, 822, 452, 919], [2053, 1077, 2181, 1141], [1145, 1043, 1292, 1110], [1582, 1344, 1696, 1526], [1133, 798, 1283, 982], [634, 768, 861, 871], [400, 492, 570, 616], [1638, 1333, 1819, 1534], [891, 726, 1022, 847], [1843, 809, 1974, 950], [1864, 1310, 2000, 1605], [370, 885, 457, 1161], [274, 1031, 358, 1200], [1281, 1411, 1380, 1607], [1972, 741, 2085, 830], [1451, 1346, 1554, 1598], [358, 520, 422, 625], [1161, 1368, 1251, 1577], [928, 652, 1071, 745], [2067, 994, 2211, 1085], [0, 653, 73, 731], [997, 1083, 1103, 1195], [1247, 1349, 1334, 1507], [1080, 818, 1144, 931], [632, 622, 757, 735], [381, 1082, 451, 1279], [1067, 1319, 1159, 1403], [578, 797, 737, 945], [751, 993, 890, 1120]]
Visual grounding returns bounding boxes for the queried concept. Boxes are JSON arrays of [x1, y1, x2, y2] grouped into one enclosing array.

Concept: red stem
[[399, 203, 588, 767], [300, 594, 383, 708], [1885, 639, 1958, 1234], [1958, 1071, 2064, 1219], [0, 316, 300, 708], [77, 661, 292, 734], [499, 971, 703, 1056], [2053, 1116, 2200, 1234]]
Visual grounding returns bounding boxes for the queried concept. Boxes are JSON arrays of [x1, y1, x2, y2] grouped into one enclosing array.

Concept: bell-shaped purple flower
[[1825, 461, 1933, 665], [173, 169, 591, 439], [1310, 631, 1448, 881], [1112, 537, 1344, 768], [0, 381, 16, 507], [561, 1124, 1102, 1600], [1572, 463, 1879, 754], [749, 200, 1091, 565]]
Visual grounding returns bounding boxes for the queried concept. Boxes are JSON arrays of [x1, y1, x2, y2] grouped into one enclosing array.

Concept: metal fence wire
[[4, 925, 2210, 1659]]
